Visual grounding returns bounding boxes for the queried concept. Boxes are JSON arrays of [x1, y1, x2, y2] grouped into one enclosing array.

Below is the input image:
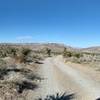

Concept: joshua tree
[[63, 47, 67, 57], [46, 48, 51, 57]]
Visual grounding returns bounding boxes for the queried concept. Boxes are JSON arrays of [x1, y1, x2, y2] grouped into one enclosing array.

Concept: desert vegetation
[[38, 93, 74, 100], [63, 47, 100, 64], [0, 44, 100, 100], [0, 44, 76, 100], [0, 44, 44, 100], [0, 61, 41, 100], [0, 46, 18, 57], [15, 48, 32, 63], [46, 48, 51, 57]]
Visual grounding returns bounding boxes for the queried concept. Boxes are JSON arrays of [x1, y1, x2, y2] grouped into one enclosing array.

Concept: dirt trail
[[32, 56, 100, 100], [54, 56, 100, 100]]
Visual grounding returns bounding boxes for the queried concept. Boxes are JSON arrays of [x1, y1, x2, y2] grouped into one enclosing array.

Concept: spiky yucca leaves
[[38, 93, 74, 100]]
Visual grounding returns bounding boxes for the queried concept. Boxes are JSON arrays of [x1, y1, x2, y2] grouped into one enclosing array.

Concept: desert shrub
[[33, 54, 44, 61], [63, 48, 72, 58], [0, 50, 6, 57], [0, 46, 18, 58], [38, 93, 74, 100], [63, 47, 83, 57], [10, 48, 18, 57], [25, 73, 42, 81], [0, 59, 6, 66], [0, 59, 7, 80], [73, 53, 83, 58], [0, 66, 41, 81], [15, 80, 38, 94], [21, 48, 32, 56], [0, 67, 41, 99], [0, 67, 8, 80], [16, 48, 32, 63], [0, 66, 19, 80], [66, 52, 72, 57]]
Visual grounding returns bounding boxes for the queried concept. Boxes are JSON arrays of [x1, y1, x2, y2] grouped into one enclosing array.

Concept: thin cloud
[[17, 36, 32, 40], [16, 35, 33, 43]]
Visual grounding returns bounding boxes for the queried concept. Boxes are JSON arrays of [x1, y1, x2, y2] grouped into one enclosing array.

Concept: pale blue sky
[[0, 0, 100, 47]]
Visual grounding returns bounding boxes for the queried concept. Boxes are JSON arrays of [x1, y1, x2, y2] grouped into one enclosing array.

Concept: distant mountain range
[[0, 43, 100, 53]]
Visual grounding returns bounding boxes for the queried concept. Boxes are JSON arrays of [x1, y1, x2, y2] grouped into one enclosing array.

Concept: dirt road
[[32, 56, 100, 100]]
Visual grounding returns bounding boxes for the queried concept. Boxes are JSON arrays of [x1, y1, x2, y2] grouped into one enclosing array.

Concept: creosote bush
[[15, 48, 32, 63], [0, 46, 18, 58], [63, 48, 83, 58], [15, 80, 38, 94]]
